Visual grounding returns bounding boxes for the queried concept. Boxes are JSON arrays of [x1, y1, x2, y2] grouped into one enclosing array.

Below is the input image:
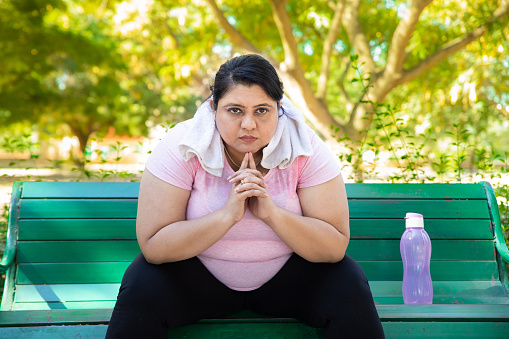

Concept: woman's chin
[[233, 144, 263, 155]]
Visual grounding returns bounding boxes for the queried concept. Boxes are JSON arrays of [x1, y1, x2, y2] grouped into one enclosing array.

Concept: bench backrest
[[2, 181, 508, 311]]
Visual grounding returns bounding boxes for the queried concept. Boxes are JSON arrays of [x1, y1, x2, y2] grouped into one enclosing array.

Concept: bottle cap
[[405, 212, 424, 228]]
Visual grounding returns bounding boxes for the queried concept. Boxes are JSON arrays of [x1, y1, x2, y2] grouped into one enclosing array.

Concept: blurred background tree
[[1, 0, 130, 163], [199, 0, 509, 141], [1, 0, 508, 163]]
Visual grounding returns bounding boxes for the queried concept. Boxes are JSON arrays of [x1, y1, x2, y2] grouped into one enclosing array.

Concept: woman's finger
[[228, 169, 264, 184], [235, 183, 268, 197], [248, 152, 257, 170], [230, 172, 266, 188], [239, 153, 249, 170], [238, 175, 267, 189]]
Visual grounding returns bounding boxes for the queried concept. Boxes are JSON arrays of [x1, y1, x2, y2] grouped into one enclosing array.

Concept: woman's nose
[[241, 114, 256, 130]]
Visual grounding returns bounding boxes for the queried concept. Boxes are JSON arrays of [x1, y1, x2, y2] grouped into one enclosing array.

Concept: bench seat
[[0, 181, 508, 338]]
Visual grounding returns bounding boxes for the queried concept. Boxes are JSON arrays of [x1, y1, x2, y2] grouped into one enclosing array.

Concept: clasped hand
[[225, 152, 277, 224]]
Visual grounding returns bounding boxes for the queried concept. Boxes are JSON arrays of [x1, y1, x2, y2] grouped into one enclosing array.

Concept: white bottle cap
[[405, 212, 424, 228]]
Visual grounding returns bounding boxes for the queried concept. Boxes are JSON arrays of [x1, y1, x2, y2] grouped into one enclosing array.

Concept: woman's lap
[[106, 253, 384, 339]]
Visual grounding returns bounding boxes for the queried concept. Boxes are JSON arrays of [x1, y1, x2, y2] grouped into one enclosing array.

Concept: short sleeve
[[145, 121, 197, 190], [297, 128, 342, 189]]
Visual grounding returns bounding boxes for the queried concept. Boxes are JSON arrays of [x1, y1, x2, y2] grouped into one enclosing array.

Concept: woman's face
[[213, 84, 279, 163]]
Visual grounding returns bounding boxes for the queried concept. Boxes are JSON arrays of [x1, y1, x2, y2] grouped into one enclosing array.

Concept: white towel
[[179, 95, 313, 177]]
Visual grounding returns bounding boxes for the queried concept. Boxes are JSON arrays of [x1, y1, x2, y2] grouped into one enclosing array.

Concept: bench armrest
[[0, 246, 15, 273], [482, 181, 509, 264], [0, 182, 21, 273]]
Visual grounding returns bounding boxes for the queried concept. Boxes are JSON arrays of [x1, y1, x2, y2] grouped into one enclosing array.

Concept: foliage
[[1, 0, 508, 160], [0, 0, 202, 164], [330, 56, 509, 243]]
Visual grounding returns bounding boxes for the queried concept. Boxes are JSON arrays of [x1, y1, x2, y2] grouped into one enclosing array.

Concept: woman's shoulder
[[295, 125, 341, 186], [145, 119, 199, 190]]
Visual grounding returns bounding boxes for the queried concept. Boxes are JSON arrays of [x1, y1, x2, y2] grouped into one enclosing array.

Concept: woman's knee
[[337, 255, 369, 284], [116, 254, 161, 307], [315, 255, 374, 304], [115, 253, 192, 312]]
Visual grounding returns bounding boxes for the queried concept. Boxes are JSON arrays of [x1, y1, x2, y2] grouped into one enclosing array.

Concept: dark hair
[[210, 54, 284, 110]]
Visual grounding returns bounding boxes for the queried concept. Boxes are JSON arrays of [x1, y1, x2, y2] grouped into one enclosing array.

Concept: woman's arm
[[233, 155, 349, 263], [267, 174, 350, 263], [137, 164, 267, 264], [136, 169, 231, 263]]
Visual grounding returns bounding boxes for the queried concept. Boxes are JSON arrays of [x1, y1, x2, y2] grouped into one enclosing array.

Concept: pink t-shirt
[[145, 120, 341, 291]]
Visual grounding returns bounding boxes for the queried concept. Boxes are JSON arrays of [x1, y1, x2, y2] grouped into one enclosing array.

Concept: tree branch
[[203, 0, 261, 54], [316, 0, 346, 100], [269, 0, 302, 71], [342, 0, 375, 74], [338, 59, 353, 110], [385, 0, 433, 76], [399, 0, 509, 86]]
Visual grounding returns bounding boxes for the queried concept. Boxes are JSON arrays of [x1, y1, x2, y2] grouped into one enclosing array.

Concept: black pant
[[106, 253, 384, 338]]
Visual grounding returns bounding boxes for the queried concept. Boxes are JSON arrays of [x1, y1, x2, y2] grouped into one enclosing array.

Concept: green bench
[[0, 181, 508, 338]]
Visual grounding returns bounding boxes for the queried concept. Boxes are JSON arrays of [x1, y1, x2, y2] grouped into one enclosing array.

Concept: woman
[[106, 54, 384, 338]]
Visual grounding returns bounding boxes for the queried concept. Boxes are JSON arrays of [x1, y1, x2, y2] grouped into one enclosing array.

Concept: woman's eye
[[256, 108, 268, 115], [228, 108, 242, 114]]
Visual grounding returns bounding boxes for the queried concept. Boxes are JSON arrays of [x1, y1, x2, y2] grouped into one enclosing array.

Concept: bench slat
[[16, 239, 496, 263], [19, 182, 486, 200], [17, 262, 131, 284], [13, 281, 508, 304], [345, 183, 487, 199], [18, 219, 494, 241], [360, 261, 499, 281], [12, 302, 117, 311], [3, 322, 508, 339], [17, 241, 140, 263], [378, 304, 509, 321], [14, 284, 120, 303], [168, 321, 509, 338], [16, 261, 499, 285], [0, 325, 109, 339], [11, 296, 509, 310], [375, 297, 509, 305], [349, 200, 490, 219], [0, 309, 112, 325], [1, 307, 508, 326], [18, 219, 136, 240], [350, 219, 494, 240], [347, 240, 495, 261], [1, 322, 508, 339], [21, 182, 140, 199], [380, 322, 509, 339], [19, 200, 138, 219], [19, 199, 490, 219]]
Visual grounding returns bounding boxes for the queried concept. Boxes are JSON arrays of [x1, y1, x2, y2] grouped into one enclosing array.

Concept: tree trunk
[[67, 123, 94, 168]]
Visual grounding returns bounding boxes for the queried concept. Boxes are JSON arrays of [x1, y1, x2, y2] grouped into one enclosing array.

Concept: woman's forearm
[[140, 208, 236, 264], [264, 207, 349, 263]]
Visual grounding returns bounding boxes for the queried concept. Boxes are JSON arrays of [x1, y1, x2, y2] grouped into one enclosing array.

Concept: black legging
[[106, 253, 385, 338]]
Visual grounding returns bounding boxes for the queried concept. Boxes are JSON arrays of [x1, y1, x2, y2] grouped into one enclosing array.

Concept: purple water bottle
[[400, 212, 433, 304]]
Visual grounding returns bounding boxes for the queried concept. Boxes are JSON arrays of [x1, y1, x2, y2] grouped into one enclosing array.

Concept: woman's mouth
[[240, 135, 257, 143]]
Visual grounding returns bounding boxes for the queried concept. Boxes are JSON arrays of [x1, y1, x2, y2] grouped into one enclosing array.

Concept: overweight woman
[[106, 54, 384, 338]]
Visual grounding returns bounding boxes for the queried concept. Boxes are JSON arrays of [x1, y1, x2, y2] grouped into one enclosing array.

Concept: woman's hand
[[227, 153, 278, 223], [224, 153, 268, 224]]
